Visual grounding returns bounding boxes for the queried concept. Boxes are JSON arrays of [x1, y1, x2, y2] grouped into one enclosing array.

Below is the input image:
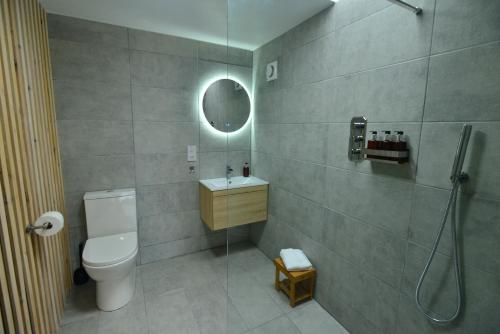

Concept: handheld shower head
[[450, 124, 472, 184]]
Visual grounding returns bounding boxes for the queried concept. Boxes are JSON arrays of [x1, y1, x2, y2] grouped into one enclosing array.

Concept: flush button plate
[[348, 116, 367, 161]]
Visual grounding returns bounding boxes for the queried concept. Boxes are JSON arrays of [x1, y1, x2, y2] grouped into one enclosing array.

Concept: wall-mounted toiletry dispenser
[[348, 117, 409, 164]]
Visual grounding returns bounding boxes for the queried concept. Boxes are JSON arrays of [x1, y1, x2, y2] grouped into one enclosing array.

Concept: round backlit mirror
[[202, 78, 251, 133]]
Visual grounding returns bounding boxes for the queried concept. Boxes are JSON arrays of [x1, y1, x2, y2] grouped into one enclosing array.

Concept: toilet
[[82, 188, 138, 311]]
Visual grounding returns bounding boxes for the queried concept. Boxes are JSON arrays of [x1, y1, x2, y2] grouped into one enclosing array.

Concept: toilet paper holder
[[26, 222, 53, 234]]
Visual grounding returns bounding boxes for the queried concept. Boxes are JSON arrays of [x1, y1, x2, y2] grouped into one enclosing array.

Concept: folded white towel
[[280, 249, 312, 272]]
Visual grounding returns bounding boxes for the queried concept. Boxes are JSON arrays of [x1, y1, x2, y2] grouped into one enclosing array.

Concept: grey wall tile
[[353, 59, 428, 122], [416, 122, 500, 199], [283, 5, 335, 50], [62, 154, 135, 193], [251, 152, 281, 186], [335, 0, 434, 75], [331, 0, 391, 31], [54, 80, 132, 121], [140, 237, 201, 264], [50, 39, 130, 84], [325, 248, 400, 333], [133, 121, 198, 154], [199, 151, 250, 179], [199, 151, 227, 180], [290, 33, 338, 85], [432, 0, 500, 54], [139, 210, 204, 246], [425, 42, 500, 122], [253, 90, 282, 124], [58, 120, 134, 158], [273, 188, 326, 243], [48, 14, 128, 48], [280, 123, 328, 164], [198, 42, 253, 67], [199, 124, 251, 152], [130, 50, 195, 89], [323, 209, 406, 288], [281, 77, 357, 124], [325, 167, 413, 236], [135, 153, 198, 186], [137, 182, 198, 218], [128, 29, 197, 57], [253, 123, 280, 155], [64, 191, 86, 229], [279, 159, 326, 204], [131, 86, 197, 122]]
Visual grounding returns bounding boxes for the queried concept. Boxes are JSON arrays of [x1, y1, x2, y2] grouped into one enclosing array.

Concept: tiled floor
[[60, 242, 349, 334]]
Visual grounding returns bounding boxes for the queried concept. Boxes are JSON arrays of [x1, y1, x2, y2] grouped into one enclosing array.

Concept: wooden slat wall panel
[[0, 0, 71, 333]]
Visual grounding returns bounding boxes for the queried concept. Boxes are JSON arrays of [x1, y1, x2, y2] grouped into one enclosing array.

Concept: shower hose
[[414, 176, 465, 324]]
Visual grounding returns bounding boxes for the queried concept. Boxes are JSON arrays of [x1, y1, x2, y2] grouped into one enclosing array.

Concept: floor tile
[[246, 315, 301, 334], [228, 272, 284, 329], [97, 299, 148, 334], [288, 301, 350, 334], [145, 288, 201, 334], [59, 316, 99, 334]]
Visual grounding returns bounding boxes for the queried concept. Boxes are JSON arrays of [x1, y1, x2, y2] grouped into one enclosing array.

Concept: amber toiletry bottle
[[394, 131, 407, 151], [383, 131, 393, 150], [243, 162, 250, 177], [367, 131, 378, 149]]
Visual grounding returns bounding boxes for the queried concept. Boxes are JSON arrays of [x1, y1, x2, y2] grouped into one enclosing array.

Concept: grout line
[[430, 39, 500, 58], [285, 2, 394, 53]]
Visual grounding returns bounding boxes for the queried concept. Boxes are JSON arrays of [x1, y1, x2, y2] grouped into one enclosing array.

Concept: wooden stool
[[274, 258, 316, 307]]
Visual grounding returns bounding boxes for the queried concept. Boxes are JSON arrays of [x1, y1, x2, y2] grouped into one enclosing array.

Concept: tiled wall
[[48, 14, 253, 270], [250, 0, 500, 333]]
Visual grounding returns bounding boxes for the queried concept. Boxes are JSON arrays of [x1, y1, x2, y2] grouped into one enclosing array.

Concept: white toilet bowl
[[83, 231, 138, 311]]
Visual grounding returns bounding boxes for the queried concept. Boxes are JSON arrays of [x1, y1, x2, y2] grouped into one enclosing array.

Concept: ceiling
[[40, 0, 333, 50]]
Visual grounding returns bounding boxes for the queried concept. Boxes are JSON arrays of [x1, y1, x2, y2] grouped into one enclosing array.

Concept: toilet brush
[[73, 242, 89, 285]]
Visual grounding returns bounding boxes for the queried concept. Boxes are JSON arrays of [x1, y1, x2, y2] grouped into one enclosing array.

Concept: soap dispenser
[[243, 162, 250, 177]]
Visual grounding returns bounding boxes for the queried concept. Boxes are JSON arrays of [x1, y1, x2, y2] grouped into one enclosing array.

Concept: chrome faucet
[[226, 165, 233, 179]]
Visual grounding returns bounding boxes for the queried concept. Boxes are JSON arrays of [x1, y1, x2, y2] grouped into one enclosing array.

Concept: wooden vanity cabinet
[[199, 183, 268, 231]]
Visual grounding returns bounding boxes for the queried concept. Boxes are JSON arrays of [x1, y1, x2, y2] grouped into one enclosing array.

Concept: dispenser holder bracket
[[347, 116, 410, 164]]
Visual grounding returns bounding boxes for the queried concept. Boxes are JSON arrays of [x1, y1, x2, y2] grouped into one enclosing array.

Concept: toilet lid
[[83, 232, 138, 267]]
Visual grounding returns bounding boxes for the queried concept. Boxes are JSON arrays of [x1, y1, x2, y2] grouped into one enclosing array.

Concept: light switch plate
[[187, 145, 197, 162]]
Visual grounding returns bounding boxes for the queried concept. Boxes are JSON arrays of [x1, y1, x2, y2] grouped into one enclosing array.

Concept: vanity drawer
[[200, 184, 268, 231]]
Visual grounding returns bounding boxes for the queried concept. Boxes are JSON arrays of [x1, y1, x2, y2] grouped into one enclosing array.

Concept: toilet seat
[[83, 231, 137, 267]]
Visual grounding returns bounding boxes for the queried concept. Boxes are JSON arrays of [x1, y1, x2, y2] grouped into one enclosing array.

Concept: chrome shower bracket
[[348, 116, 367, 161], [389, 0, 422, 15]]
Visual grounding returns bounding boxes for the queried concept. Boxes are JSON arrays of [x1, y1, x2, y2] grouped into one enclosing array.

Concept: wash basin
[[199, 176, 269, 191]]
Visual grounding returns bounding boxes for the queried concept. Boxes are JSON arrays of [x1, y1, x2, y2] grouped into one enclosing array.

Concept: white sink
[[200, 176, 269, 191]]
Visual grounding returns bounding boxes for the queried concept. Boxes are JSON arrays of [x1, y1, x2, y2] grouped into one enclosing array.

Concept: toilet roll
[[33, 211, 64, 237]]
